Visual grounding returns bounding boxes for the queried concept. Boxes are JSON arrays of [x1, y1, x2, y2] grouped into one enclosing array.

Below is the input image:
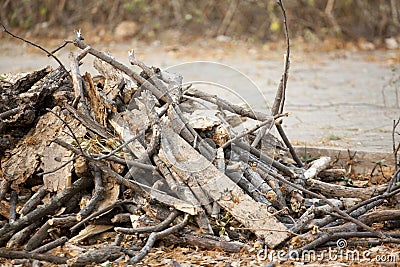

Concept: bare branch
[[0, 23, 68, 74]]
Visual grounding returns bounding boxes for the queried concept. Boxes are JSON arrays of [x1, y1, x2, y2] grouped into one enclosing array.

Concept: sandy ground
[[1, 36, 399, 153]]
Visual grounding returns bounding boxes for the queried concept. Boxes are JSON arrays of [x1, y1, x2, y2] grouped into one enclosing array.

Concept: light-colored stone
[[358, 40, 375, 51], [114, 21, 139, 39], [385, 37, 398, 50]]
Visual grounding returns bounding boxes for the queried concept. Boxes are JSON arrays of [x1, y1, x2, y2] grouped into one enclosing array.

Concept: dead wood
[[254, 163, 287, 209], [66, 245, 122, 266], [0, 65, 69, 156], [9, 190, 17, 223], [226, 171, 275, 208], [53, 137, 198, 215], [48, 215, 78, 227], [158, 127, 290, 248], [0, 107, 20, 120], [0, 11, 399, 265], [0, 176, 92, 246], [319, 168, 346, 180], [233, 141, 296, 178], [221, 113, 286, 149], [77, 165, 105, 218], [111, 213, 131, 224], [295, 209, 400, 252], [303, 156, 331, 179], [69, 52, 86, 109], [129, 52, 170, 96], [64, 102, 112, 139], [1, 107, 81, 193], [108, 111, 147, 159], [24, 221, 51, 251], [263, 160, 389, 238], [149, 180, 199, 215], [155, 154, 213, 215], [289, 205, 315, 233], [0, 249, 68, 264], [312, 186, 400, 228], [306, 179, 387, 200], [153, 154, 213, 233], [70, 224, 114, 244], [31, 236, 68, 254], [83, 72, 110, 126], [10, 67, 51, 95], [70, 200, 133, 233], [0, 200, 10, 219], [0, 180, 11, 201], [128, 214, 190, 264], [359, 209, 400, 225], [19, 186, 48, 216], [115, 209, 181, 234], [165, 233, 250, 253], [73, 38, 168, 103], [271, 0, 303, 167], [184, 88, 272, 122], [6, 220, 42, 249]]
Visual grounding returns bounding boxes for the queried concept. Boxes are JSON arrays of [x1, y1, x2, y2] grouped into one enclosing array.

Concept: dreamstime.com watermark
[[257, 239, 399, 263]]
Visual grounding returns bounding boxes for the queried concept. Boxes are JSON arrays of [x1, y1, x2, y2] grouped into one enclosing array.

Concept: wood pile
[[1, 9, 400, 267]]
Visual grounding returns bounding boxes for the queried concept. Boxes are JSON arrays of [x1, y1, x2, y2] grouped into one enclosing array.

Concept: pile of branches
[[1, 3, 400, 267]]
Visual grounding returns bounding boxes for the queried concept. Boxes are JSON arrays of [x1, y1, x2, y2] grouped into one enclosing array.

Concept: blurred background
[[1, 0, 399, 46]]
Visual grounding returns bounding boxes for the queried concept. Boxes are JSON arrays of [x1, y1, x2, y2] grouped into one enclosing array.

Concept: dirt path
[[1, 38, 399, 153]]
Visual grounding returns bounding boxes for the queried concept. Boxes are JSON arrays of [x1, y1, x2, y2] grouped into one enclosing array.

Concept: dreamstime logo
[[124, 61, 275, 197], [336, 238, 347, 249], [256, 239, 399, 263]]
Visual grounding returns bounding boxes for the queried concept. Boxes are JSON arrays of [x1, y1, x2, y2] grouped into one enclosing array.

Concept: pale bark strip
[[158, 127, 289, 248], [303, 156, 331, 180]]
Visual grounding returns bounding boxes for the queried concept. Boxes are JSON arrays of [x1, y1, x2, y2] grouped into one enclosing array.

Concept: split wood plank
[[158, 127, 289, 248], [42, 115, 86, 192], [108, 112, 146, 159], [1, 107, 76, 192]]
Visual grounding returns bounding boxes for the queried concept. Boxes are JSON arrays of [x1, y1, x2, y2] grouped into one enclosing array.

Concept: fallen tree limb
[[0, 249, 68, 264], [115, 209, 181, 234], [165, 233, 251, 253], [0, 176, 92, 246], [66, 245, 122, 266], [306, 179, 387, 200], [128, 214, 190, 264], [31, 236, 68, 254]]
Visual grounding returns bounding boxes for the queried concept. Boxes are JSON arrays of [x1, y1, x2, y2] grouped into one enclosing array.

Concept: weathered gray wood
[[108, 112, 146, 159], [69, 224, 114, 244], [158, 127, 289, 248], [64, 103, 112, 139], [83, 72, 111, 127], [0, 176, 93, 246], [153, 155, 213, 232], [165, 233, 251, 253], [2, 107, 65, 192], [306, 179, 387, 200], [66, 245, 122, 266], [42, 116, 85, 192], [303, 156, 331, 180]]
